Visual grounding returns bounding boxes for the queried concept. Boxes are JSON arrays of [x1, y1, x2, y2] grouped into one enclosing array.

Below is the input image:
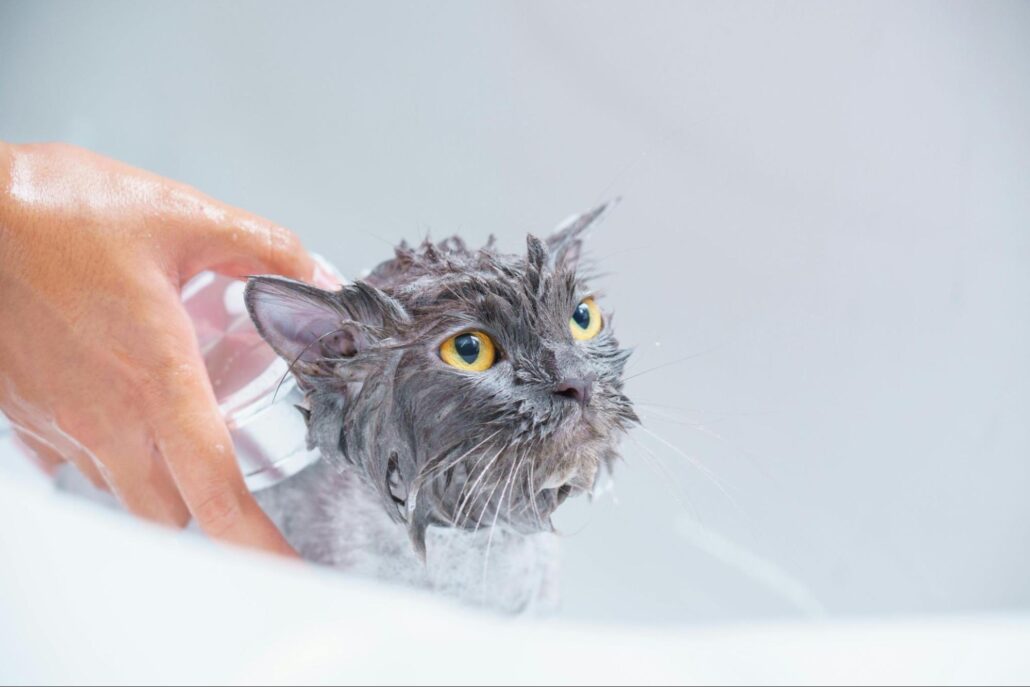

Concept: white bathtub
[[1, 430, 1028, 685]]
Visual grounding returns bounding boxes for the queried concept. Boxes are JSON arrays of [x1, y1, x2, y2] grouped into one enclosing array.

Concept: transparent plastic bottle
[[181, 257, 341, 491]]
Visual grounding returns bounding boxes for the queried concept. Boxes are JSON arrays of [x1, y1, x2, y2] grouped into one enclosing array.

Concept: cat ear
[[546, 198, 619, 268], [245, 276, 353, 365], [246, 276, 411, 368]]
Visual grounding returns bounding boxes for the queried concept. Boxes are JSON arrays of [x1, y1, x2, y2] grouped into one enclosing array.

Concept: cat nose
[[553, 377, 593, 408]]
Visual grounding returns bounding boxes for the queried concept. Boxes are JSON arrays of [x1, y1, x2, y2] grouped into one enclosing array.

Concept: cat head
[[245, 203, 636, 555]]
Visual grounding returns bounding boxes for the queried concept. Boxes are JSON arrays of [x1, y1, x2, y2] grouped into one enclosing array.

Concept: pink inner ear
[[250, 284, 346, 364]]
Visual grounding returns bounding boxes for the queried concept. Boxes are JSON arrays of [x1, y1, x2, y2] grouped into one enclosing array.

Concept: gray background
[[1, 0, 1028, 624]]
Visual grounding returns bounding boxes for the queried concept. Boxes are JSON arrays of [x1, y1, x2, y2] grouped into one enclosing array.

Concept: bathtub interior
[[1, 430, 1029, 684]]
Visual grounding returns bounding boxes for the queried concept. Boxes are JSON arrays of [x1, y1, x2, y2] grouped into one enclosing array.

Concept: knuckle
[[139, 349, 205, 409], [266, 223, 307, 270], [270, 223, 301, 250]]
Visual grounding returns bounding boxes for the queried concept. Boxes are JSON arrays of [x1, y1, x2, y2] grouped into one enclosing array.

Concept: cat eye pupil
[[454, 333, 481, 363], [572, 302, 591, 330], [440, 330, 495, 371]]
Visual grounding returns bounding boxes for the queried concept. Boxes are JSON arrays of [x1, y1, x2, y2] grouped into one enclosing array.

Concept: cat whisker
[[634, 424, 744, 519], [638, 408, 741, 444], [526, 453, 545, 528], [636, 400, 772, 422], [477, 444, 524, 535], [480, 445, 526, 600], [506, 449, 532, 524], [419, 430, 502, 486], [454, 445, 505, 528], [470, 456, 511, 534], [634, 403, 710, 426], [271, 327, 350, 403], [637, 406, 776, 483], [411, 430, 502, 519], [622, 332, 672, 371], [624, 432, 702, 524], [621, 348, 718, 383]]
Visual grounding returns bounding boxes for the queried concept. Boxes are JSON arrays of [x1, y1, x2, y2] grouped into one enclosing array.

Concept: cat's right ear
[[546, 198, 619, 269], [245, 276, 353, 365]]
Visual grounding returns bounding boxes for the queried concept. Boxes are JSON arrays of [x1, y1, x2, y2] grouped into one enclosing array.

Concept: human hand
[[0, 141, 325, 556]]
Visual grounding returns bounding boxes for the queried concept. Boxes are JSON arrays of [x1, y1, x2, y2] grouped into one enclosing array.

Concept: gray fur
[[246, 204, 635, 610]]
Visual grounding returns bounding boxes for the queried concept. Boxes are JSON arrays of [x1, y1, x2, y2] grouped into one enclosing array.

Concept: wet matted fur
[[248, 204, 636, 611]]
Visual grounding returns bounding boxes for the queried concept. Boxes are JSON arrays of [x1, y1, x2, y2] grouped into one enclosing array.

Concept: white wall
[[1, 0, 1028, 624]]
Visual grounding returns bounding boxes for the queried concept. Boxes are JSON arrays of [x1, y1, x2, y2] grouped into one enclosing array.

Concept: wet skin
[[0, 141, 333, 556]]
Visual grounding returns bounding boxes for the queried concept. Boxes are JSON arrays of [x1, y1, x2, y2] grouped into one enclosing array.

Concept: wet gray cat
[[248, 204, 636, 612]]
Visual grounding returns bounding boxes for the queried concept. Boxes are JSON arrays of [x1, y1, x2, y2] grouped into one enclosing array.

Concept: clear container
[[181, 258, 341, 491]]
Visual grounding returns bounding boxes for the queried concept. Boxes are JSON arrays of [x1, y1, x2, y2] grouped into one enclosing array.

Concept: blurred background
[[1, 0, 1028, 625]]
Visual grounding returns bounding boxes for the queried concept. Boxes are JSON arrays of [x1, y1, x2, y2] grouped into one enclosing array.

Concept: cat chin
[[543, 406, 602, 448], [569, 422, 608, 451]]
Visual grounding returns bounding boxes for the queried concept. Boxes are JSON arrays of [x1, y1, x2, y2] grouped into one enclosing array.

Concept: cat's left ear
[[546, 199, 619, 269], [245, 276, 409, 370]]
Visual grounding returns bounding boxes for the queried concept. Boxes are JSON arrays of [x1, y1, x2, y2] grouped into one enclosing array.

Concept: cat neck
[[257, 457, 561, 614]]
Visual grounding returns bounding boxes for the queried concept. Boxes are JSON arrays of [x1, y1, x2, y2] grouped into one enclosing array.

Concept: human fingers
[[13, 424, 109, 490], [12, 428, 66, 476], [83, 420, 192, 527], [167, 189, 316, 284], [142, 332, 297, 556]]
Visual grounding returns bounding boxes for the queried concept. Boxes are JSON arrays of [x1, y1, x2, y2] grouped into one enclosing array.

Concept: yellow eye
[[570, 297, 602, 341], [440, 331, 497, 372]]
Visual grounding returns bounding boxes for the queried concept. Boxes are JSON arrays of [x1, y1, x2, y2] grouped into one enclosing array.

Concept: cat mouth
[[539, 460, 595, 501], [556, 409, 605, 446], [526, 478, 588, 523]]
